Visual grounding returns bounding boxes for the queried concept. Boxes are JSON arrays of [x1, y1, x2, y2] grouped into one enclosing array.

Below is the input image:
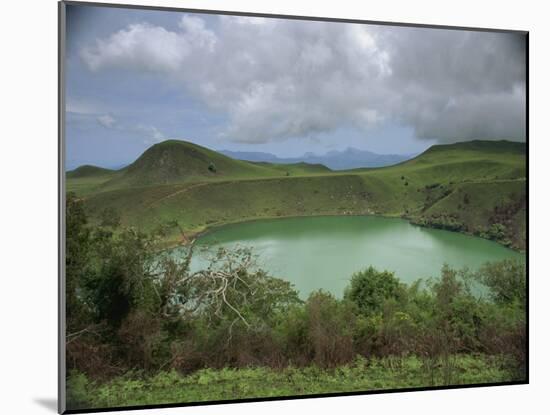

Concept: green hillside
[[67, 139, 526, 250], [66, 165, 115, 178], [112, 140, 269, 186], [66, 165, 120, 196], [250, 161, 332, 175], [101, 140, 330, 189]]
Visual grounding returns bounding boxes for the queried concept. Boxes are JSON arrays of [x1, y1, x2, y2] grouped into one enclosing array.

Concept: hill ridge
[[66, 165, 114, 178]]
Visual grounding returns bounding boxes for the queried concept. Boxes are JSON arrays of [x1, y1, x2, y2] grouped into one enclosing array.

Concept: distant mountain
[[220, 147, 414, 170], [219, 150, 280, 163]]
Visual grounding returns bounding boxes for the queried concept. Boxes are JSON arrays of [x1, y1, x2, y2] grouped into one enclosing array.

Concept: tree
[[66, 193, 92, 332], [208, 162, 217, 173], [476, 259, 526, 309], [344, 267, 404, 315], [159, 246, 300, 328], [84, 227, 158, 327]]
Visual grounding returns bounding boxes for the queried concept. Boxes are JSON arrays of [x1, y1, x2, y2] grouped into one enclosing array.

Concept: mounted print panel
[[59, 1, 528, 413]]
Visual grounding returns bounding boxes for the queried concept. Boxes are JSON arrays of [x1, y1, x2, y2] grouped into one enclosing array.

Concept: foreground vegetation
[[66, 194, 526, 410], [67, 139, 526, 249], [68, 355, 513, 408]]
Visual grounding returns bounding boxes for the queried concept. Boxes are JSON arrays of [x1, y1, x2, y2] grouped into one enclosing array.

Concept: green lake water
[[182, 216, 523, 298]]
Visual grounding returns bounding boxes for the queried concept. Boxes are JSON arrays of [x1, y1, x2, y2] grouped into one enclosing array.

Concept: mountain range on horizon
[[219, 147, 416, 170], [66, 146, 415, 172]]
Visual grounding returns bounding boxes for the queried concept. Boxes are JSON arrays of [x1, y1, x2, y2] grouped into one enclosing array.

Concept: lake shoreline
[[176, 214, 523, 298], [157, 212, 525, 255]]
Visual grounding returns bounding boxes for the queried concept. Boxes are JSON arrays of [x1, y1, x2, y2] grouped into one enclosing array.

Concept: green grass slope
[[251, 161, 332, 175], [66, 165, 115, 178], [84, 174, 372, 237], [66, 165, 120, 196], [69, 139, 526, 249], [69, 355, 512, 410]]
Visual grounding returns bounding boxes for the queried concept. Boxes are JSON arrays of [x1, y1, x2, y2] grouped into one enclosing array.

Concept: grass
[[67, 139, 527, 249], [67, 354, 516, 410]]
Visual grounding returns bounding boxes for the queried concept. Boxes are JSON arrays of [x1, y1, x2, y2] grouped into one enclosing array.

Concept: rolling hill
[[67, 139, 527, 250], [109, 140, 283, 187], [66, 165, 115, 178]]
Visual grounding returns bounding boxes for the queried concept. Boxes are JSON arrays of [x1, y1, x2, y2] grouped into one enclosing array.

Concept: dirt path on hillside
[[147, 182, 210, 209]]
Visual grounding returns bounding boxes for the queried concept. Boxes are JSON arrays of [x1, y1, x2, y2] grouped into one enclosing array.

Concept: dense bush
[[344, 267, 404, 315], [414, 214, 465, 232]]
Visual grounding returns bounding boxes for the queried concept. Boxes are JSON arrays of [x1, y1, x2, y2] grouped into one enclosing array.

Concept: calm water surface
[[176, 216, 523, 297]]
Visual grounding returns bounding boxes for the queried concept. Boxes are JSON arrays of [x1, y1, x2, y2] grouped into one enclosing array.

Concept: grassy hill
[[80, 140, 333, 191], [67, 139, 526, 250], [66, 165, 115, 178], [104, 140, 278, 188], [66, 165, 120, 196]]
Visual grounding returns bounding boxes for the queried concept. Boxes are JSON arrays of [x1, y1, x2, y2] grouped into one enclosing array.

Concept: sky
[[64, 4, 527, 170]]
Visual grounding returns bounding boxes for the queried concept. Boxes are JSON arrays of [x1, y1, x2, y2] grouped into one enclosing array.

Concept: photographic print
[[60, 1, 527, 412]]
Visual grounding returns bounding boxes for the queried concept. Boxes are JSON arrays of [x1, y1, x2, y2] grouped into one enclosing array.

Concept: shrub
[[476, 259, 526, 308], [66, 372, 93, 410], [305, 291, 356, 367], [99, 207, 121, 228], [344, 267, 404, 315]]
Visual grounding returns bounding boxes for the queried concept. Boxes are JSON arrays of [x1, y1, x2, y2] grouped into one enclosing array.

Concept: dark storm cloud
[[79, 15, 526, 144]]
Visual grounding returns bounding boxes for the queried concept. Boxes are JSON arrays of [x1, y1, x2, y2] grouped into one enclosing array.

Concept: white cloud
[[80, 15, 526, 144], [134, 125, 165, 144], [69, 104, 164, 143], [81, 16, 216, 73], [96, 114, 116, 128], [66, 98, 99, 115]]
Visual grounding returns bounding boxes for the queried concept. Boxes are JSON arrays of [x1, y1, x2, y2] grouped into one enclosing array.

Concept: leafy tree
[[476, 259, 526, 309], [344, 267, 404, 315], [490, 223, 506, 240], [66, 193, 93, 332], [84, 228, 158, 327]]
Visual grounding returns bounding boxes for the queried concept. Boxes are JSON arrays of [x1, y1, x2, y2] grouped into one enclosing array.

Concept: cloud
[[81, 15, 526, 144], [96, 114, 116, 128], [134, 124, 165, 144], [70, 106, 164, 143], [66, 98, 99, 115]]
